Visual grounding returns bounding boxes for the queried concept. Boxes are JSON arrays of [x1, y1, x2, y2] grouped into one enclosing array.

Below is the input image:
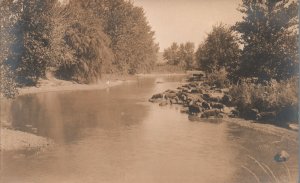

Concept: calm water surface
[[1, 76, 298, 183]]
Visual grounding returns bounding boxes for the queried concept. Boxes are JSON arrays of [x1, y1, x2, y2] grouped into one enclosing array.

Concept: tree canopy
[[235, 0, 299, 81]]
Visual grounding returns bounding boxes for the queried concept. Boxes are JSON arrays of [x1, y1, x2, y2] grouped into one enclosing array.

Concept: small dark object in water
[[274, 150, 289, 162]]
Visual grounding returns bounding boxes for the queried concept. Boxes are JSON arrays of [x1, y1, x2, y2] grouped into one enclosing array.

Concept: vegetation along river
[[1, 75, 298, 183]]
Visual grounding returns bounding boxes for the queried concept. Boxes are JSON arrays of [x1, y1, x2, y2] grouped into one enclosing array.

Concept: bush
[[206, 68, 229, 88], [229, 77, 298, 123]]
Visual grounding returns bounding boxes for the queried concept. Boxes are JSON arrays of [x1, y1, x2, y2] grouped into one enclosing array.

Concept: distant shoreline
[[17, 73, 187, 96]]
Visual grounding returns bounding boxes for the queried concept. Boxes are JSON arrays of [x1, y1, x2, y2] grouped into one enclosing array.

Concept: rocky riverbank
[[149, 72, 298, 131]]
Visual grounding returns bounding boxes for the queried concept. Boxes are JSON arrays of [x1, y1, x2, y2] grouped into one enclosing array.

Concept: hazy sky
[[133, 0, 243, 51]]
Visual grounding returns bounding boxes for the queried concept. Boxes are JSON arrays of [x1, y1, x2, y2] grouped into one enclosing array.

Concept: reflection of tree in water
[[10, 93, 97, 144]]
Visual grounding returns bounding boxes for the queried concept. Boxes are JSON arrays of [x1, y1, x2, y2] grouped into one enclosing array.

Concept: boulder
[[164, 92, 177, 99], [221, 94, 233, 106], [188, 103, 202, 114], [202, 101, 210, 110], [201, 109, 222, 118], [210, 102, 224, 110], [256, 111, 276, 121], [151, 93, 163, 99], [274, 150, 290, 162], [180, 107, 189, 113], [243, 108, 259, 120]]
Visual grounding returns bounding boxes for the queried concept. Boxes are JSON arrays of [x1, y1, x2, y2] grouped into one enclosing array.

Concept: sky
[[133, 0, 243, 51]]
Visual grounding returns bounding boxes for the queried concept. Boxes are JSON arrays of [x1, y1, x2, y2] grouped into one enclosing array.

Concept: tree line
[[0, 0, 159, 98], [163, 0, 298, 83]]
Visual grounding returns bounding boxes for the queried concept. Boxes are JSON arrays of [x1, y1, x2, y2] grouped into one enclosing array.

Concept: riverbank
[[149, 72, 299, 134], [18, 74, 135, 96]]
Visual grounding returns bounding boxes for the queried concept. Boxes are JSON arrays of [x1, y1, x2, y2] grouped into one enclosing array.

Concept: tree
[[51, 0, 114, 83], [235, 0, 299, 81], [0, 0, 18, 98], [163, 42, 195, 69], [178, 42, 195, 69], [163, 42, 180, 65], [13, 0, 57, 85], [196, 24, 240, 77], [83, 0, 159, 74]]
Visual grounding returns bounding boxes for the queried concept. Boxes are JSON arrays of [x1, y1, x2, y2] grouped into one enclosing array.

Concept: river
[[0, 75, 298, 183]]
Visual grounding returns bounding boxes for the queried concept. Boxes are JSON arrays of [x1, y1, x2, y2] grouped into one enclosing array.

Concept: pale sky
[[133, 0, 243, 51]]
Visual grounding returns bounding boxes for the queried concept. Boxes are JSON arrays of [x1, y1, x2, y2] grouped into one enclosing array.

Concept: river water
[[0, 75, 298, 183]]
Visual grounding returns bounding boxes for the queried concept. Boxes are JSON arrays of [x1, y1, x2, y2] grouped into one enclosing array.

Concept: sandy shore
[[19, 76, 128, 96], [0, 128, 53, 151]]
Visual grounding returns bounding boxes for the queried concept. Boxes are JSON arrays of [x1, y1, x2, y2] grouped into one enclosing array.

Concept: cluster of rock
[[149, 74, 238, 120]]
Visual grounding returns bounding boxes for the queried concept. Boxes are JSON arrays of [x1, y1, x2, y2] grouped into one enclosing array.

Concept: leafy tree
[[163, 42, 180, 65], [178, 42, 195, 69], [164, 42, 195, 69], [53, 1, 113, 83], [196, 24, 240, 77], [0, 0, 18, 98], [235, 0, 299, 81], [82, 0, 159, 74], [13, 0, 57, 85]]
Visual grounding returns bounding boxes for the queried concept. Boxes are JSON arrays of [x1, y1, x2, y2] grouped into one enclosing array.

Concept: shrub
[[229, 77, 299, 123], [206, 68, 229, 88]]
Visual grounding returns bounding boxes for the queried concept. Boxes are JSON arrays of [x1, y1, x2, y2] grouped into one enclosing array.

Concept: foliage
[[82, 0, 159, 74], [14, 0, 57, 85], [163, 42, 195, 69], [163, 42, 180, 65], [206, 68, 229, 88], [53, 1, 113, 83], [196, 24, 240, 77], [0, 0, 19, 98], [234, 0, 299, 81], [229, 77, 299, 122]]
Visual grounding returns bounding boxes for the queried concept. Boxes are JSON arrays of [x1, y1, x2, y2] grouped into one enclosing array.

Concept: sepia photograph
[[0, 0, 299, 182]]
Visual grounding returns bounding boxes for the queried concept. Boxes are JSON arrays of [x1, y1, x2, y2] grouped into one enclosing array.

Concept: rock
[[188, 103, 202, 114], [274, 150, 290, 162], [190, 88, 199, 93], [164, 92, 177, 99], [151, 93, 163, 99], [288, 123, 299, 131], [159, 101, 169, 106], [201, 109, 222, 118], [243, 108, 259, 120], [180, 107, 189, 113], [229, 108, 239, 118], [210, 102, 224, 110], [221, 94, 233, 106], [189, 82, 199, 88], [202, 93, 211, 100], [170, 99, 177, 105], [256, 111, 276, 121], [202, 101, 210, 110]]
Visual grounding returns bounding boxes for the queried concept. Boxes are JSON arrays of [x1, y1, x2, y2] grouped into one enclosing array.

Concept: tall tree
[[14, 0, 57, 85], [82, 0, 158, 74], [0, 0, 18, 98], [235, 0, 299, 81], [163, 42, 180, 65], [196, 24, 240, 76], [53, 0, 114, 83], [178, 42, 195, 69]]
